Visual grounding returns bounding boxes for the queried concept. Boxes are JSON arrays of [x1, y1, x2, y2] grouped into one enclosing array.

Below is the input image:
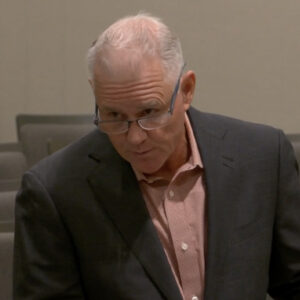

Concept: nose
[[126, 120, 147, 145]]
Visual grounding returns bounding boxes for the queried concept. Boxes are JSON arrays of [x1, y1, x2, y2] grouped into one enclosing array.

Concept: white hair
[[86, 13, 184, 83]]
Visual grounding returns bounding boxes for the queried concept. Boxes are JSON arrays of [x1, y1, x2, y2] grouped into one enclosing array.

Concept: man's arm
[[268, 130, 300, 299], [13, 171, 85, 299]]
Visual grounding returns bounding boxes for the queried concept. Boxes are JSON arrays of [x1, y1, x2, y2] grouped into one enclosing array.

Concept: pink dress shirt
[[133, 115, 207, 300]]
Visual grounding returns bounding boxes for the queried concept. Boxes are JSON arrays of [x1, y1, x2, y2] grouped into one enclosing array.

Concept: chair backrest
[[0, 143, 27, 192], [0, 232, 14, 300], [0, 144, 27, 179], [0, 191, 17, 233], [16, 114, 95, 167], [287, 134, 300, 166], [292, 141, 300, 163], [0, 179, 22, 192]]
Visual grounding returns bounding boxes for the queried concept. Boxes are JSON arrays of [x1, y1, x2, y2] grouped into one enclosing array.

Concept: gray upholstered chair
[[0, 191, 17, 233], [16, 114, 94, 167], [287, 134, 300, 167], [0, 143, 27, 192], [0, 232, 14, 300]]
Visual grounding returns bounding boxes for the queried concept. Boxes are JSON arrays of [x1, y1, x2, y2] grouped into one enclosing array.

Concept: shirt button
[[191, 296, 199, 300], [169, 190, 174, 198], [181, 242, 189, 251]]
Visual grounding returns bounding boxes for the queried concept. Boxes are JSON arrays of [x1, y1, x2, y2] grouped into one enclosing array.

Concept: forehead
[[94, 53, 165, 84], [93, 54, 171, 106]]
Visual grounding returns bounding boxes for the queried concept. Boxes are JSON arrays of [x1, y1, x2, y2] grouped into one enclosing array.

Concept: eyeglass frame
[[93, 63, 186, 134]]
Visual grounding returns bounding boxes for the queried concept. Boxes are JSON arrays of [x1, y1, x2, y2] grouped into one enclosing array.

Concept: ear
[[180, 71, 196, 111]]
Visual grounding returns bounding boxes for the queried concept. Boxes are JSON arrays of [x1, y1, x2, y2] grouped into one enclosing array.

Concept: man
[[13, 14, 300, 300]]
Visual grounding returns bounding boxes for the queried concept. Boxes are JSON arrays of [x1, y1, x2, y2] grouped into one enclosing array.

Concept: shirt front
[[133, 114, 207, 300]]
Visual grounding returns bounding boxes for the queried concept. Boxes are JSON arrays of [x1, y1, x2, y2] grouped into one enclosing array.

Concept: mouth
[[133, 149, 152, 156]]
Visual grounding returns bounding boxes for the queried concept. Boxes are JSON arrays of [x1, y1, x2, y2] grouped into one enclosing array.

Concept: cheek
[[108, 136, 126, 153], [149, 120, 185, 149]]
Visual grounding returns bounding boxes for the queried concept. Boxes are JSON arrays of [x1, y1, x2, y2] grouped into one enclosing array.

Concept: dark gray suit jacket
[[13, 108, 300, 300]]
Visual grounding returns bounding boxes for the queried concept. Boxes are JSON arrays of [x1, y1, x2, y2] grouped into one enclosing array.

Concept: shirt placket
[[164, 181, 201, 300]]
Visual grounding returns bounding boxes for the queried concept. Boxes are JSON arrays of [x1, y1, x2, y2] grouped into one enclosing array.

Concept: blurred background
[[1, 0, 300, 142]]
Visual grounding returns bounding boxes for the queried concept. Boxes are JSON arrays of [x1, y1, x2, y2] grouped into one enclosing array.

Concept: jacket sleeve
[[13, 171, 85, 299], [268, 130, 300, 300]]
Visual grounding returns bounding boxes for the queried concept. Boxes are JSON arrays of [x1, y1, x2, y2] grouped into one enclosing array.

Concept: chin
[[131, 161, 163, 175]]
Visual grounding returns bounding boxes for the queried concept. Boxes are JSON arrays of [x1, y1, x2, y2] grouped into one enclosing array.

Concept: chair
[[287, 133, 300, 142], [0, 143, 27, 192], [0, 232, 14, 300], [287, 134, 300, 167], [0, 191, 17, 233], [16, 114, 95, 167]]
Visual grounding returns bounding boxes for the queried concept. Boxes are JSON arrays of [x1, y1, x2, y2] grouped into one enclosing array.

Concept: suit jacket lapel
[[87, 148, 182, 300], [188, 109, 239, 299]]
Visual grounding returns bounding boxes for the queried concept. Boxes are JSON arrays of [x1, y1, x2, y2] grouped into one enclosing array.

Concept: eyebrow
[[136, 99, 162, 109], [100, 99, 163, 112]]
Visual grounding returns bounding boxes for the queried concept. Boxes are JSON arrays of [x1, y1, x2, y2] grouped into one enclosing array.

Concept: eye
[[104, 111, 124, 120], [141, 108, 158, 117], [109, 112, 120, 118]]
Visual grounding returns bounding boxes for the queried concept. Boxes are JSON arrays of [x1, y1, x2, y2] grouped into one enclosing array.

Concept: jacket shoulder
[[189, 107, 282, 141], [25, 129, 116, 188]]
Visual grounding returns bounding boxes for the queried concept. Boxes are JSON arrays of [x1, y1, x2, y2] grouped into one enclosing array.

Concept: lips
[[133, 149, 152, 156]]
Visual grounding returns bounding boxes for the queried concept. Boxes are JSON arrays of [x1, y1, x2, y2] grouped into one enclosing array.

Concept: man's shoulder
[[26, 129, 117, 187], [188, 107, 285, 159], [189, 107, 281, 138]]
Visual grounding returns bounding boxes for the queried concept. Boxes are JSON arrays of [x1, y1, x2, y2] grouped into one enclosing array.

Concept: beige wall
[[1, 0, 300, 142]]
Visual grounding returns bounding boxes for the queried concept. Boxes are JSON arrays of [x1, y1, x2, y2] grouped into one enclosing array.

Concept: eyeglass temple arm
[[169, 63, 186, 113], [93, 104, 99, 125]]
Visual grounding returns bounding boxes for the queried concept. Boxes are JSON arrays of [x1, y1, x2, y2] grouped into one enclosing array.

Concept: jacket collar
[[188, 108, 239, 299]]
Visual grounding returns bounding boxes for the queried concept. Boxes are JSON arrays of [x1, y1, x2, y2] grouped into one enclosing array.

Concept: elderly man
[[14, 14, 300, 300]]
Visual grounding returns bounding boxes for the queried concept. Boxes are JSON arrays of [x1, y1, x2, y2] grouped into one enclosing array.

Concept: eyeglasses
[[93, 63, 186, 135]]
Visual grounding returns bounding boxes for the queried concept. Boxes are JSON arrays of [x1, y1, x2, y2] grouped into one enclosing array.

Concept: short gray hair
[[86, 13, 184, 83]]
